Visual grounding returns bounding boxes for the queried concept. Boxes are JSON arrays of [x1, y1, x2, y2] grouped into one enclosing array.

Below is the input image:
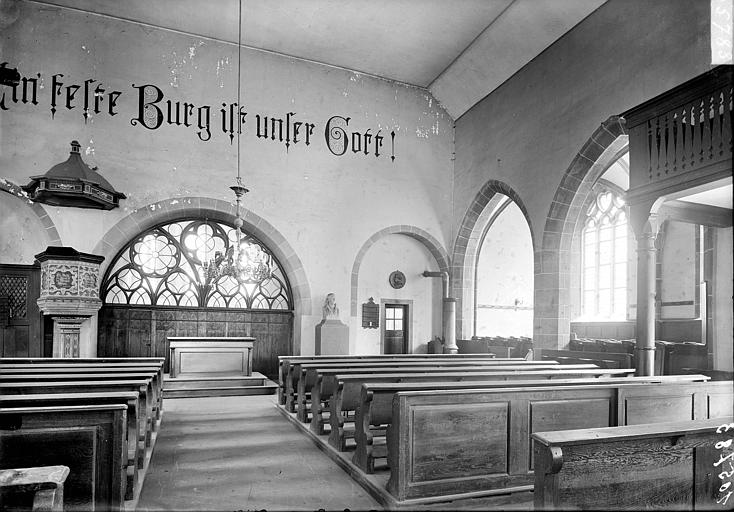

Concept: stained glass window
[[102, 219, 292, 310], [582, 189, 629, 319]]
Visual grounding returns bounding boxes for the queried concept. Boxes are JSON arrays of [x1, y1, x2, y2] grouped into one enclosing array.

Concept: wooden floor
[[136, 395, 381, 511]]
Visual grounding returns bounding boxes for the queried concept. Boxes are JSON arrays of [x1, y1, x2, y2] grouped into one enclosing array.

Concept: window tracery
[[581, 188, 629, 319], [102, 219, 291, 310]]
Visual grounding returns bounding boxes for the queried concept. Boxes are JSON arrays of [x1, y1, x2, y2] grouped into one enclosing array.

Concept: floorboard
[[136, 395, 381, 511]]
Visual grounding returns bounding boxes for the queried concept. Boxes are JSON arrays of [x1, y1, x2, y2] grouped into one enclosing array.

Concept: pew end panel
[[0, 465, 70, 512], [532, 417, 734, 510], [0, 404, 128, 512]]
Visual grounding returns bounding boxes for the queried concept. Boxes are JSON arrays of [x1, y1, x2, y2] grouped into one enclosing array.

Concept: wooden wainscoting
[[97, 305, 292, 378]]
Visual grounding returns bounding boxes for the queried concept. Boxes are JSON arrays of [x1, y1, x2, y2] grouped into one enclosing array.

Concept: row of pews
[[276, 353, 733, 510], [567, 337, 709, 375], [0, 357, 165, 511], [460, 336, 533, 358]]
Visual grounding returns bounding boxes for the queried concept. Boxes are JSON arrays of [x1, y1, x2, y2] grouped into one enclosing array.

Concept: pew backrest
[[277, 354, 509, 402]]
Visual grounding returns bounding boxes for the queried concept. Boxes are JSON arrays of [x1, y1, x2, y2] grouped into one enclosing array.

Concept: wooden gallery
[[0, 1, 732, 510]]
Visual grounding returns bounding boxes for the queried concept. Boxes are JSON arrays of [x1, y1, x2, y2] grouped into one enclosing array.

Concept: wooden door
[[0, 264, 43, 357], [384, 304, 408, 354]]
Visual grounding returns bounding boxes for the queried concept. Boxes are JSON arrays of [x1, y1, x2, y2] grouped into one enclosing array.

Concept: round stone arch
[[535, 115, 628, 349], [0, 180, 62, 246], [349, 225, 450, 316], [450, 179, 535, 339], [92, 196, 312, 328]]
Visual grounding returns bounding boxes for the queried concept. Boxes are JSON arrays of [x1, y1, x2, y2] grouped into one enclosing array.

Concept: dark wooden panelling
[[529, 398, 612, 469], [98, 305, 293, 377], [411, 402, 509, 481]]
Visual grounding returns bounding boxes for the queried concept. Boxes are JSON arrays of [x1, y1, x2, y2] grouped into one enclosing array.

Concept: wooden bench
[[277, 354, 505, 406], [0, 371, 162, 415], [0, 363, 164, 424], [351, 374, 712, 473], [384, 380, 733, 502], [0, 466, 70, 512], [289, 359, 561, 416], [302, 360, 567, 424], [319, 367, 637, 451], [307, 363, 616, 431], [536, 348, 633, 370], [0, 392, 145, 499], [1, 357, 164, 363], [533, 416, 734, 510], [0, 380, 155, 447], [0, 404, 128, 511]]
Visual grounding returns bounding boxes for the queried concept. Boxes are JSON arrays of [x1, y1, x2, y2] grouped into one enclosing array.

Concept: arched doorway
[[97, 217, 293, 378]]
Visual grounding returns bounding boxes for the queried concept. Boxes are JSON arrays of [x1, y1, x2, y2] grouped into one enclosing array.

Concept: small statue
[[322, 292, 340, 320]]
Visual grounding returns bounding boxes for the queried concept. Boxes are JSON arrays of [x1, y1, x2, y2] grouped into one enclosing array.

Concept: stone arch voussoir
[[535, 115, 628, 349], [450, 179, 534, 338]]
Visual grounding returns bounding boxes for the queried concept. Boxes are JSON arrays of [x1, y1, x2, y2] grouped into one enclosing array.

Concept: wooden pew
[[277, 354, 506, 406], [1, 357, 164, 363], [532, 417, 734, 510], [0, 380, 154, 447], [289, 359, 561, 416], [351, 374, 712, 473], [0, 369, 162, 416], [536, 348, 633, 370], [0, 392, 145, 499], [320, 367, 637, 452], [0, 360, 163, 429], [308, 363, 617, 430], [0, 404, 128, 511], [384, 380, 733, 502], [302, 360, 567, 423], [0, 466, 70, 512], [0, 362, 164, 411]]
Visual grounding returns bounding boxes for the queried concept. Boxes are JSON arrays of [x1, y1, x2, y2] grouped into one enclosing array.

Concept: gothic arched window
[[101, 219, 292, 310], [582, 189, 628, 319]]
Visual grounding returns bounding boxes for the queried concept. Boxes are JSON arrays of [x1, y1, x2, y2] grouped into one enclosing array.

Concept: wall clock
[[389, 270, 406, 289]]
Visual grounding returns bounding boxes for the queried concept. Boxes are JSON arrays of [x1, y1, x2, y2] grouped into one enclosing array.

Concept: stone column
[[442, 297, 458, 354], [634, 218, 658, 376]]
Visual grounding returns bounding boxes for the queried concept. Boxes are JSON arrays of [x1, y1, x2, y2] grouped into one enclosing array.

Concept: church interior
[[0, 0, 733, 510]]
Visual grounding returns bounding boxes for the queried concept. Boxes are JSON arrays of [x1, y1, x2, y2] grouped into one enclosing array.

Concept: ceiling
[[677, 182, 733, 210], [33, 0, 606, 119]]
